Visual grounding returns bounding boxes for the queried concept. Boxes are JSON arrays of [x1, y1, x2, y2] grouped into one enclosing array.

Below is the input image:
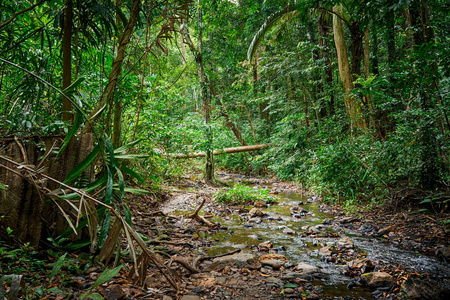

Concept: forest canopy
[[1, 0, 449, 206]]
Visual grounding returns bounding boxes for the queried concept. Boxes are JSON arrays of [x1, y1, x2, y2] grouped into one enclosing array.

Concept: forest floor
[[117, 172, 450, 300], [1, 173, 449, 299]]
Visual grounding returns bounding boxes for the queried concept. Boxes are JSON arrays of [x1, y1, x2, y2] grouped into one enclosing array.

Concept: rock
[[249, 208, 266, 217], [347, 258, 375, 273], [259, 254, 288, 270], [208, 253, 261, 271], [254, 200, 268, 208], [258, 241, 273, 252], [181, 296, 201, 300], [336, 238, 354, 251], [339, 216, 358, 224], [193, 277, 218, 289], [319, 246, 334, 257], [361, 272, 394, 288], [101, 285, 125, 300], [296, 263, 320, 275], [322, 218, 333, 225], [265, 276, 283, 288], [283, 227, 296, 235], [306, 294, 319, 300], [162, 296, 173, 300], [284, 288, 294, 294], [401, 277, 450, 300], [377, 225, 396, 236]]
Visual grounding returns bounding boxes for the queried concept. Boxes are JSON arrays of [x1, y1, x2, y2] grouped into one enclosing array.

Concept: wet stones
[[336, 238, 354, 251], [401, 277, 450, 300], [259, 254, 288, 270], [248, 208, 266, 218], [346, 258, 375, 274], [208, 253, 261, 271], [361, 272, 394, 288], [295, 263, 320, 276]]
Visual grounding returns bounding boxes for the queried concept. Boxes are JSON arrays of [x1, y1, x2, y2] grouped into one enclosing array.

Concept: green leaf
[[123, 203, 132, 226], [120, 165, 144, 183], [105, 167, 113, 205], [284, 283, 297, 288], [56, 110, 83, 159], [114, 139, 142, 154], [63, 77, 85, 94], [122, 187, 150, 194], [50, 252, 67, 280], [105, 135, 116, 169], [115, 167, 125, 199], [86, 293, 105, 300], [92, 265, 123, 289], [63, 146, 100, 184], [98, 211, 111, 249], [114, 154, 150, 159], [62, 238, 91, 251]]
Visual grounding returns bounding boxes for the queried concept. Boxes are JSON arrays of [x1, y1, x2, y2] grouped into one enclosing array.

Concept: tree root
[[193, 248, 241, 270], [170, 256, 199, 274], [187, 197, 216, 227]]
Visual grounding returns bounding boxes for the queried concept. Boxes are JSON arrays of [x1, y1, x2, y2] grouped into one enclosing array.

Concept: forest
[[0, 0, 449, 299]]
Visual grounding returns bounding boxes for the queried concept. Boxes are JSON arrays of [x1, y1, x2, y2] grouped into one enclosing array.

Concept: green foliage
[[214, 183, 277, 205]]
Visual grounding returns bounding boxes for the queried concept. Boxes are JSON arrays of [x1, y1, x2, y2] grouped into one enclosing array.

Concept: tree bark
[[180, 3, 214, 181], [172, 144, 272, 159], [84, 0, 141, 133], [332, 5, 366, 131], [62, 0, 73, 122]]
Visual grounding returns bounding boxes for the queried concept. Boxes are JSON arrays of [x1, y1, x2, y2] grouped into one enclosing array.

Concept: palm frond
[[247, 4, 298, 63]]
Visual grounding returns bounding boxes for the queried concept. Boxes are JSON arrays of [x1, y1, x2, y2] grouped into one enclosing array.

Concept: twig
[[193, 248, 241, 270], [170, 256, 199, 274], [187, 198, 216, 227]]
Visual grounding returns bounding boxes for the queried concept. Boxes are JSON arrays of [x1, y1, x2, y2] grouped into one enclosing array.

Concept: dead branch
[[170, 256, 199, 274], [187, 198, 215, 227], [172, 143, 272, 159], [193, 248, 241, 270]]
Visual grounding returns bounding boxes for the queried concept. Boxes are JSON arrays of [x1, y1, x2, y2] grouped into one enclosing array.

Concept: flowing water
[[198, 189, 450, 299]]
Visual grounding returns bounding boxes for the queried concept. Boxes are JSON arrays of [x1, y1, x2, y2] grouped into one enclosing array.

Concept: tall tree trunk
[[84, 0, 140, 133], [112, 0, 124, 147], [333, 5, 366, 131], [180, 4, 214, 182], [372, 21, 379, 75], [318, 13, 334, 117], [349, 21, 363, 82], [62, 0, 73, 122]]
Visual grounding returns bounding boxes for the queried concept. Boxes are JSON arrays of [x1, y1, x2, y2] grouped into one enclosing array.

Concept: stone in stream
[[253, 200, 268, 208], [296, 262, 321, 276], [336, 238, 354, 251], [401, 277, 450, 300], [283, 227, 296, 235], [208, 253, 261, 271], [361, 272, 394, 288], [347, 258, 375, 273], [259, 254, 288, 270], [249, 208, 266, 218]]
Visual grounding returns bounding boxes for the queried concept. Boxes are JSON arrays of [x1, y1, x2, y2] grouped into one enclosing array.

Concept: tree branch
[[0, 0, 49, 30]]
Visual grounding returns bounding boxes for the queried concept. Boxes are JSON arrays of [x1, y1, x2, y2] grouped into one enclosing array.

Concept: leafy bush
[[213, 183, 277, 205]]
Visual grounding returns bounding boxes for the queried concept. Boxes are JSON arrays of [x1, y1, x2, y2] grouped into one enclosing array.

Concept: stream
[[188, 178, 450, 299]]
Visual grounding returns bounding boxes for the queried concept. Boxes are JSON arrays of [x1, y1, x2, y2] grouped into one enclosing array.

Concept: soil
[[2, 173, 449, 300]]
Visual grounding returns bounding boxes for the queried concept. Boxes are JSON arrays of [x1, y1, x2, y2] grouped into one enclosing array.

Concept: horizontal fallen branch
[[171, 143, 272, 159]]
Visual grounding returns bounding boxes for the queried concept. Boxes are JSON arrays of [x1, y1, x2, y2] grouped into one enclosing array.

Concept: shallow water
[[200, 189, 450, 298]]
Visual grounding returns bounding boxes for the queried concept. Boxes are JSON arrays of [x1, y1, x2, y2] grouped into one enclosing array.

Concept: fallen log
[[171, 143, 271, 159]]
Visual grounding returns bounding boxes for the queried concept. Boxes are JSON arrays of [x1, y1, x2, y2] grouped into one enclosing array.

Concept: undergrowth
[[213, 183, 277, 205]]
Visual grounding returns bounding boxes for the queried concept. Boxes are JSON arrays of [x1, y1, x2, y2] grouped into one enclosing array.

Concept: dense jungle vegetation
[[1, 0, 449, 204], [0, 1, 450, 297]]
